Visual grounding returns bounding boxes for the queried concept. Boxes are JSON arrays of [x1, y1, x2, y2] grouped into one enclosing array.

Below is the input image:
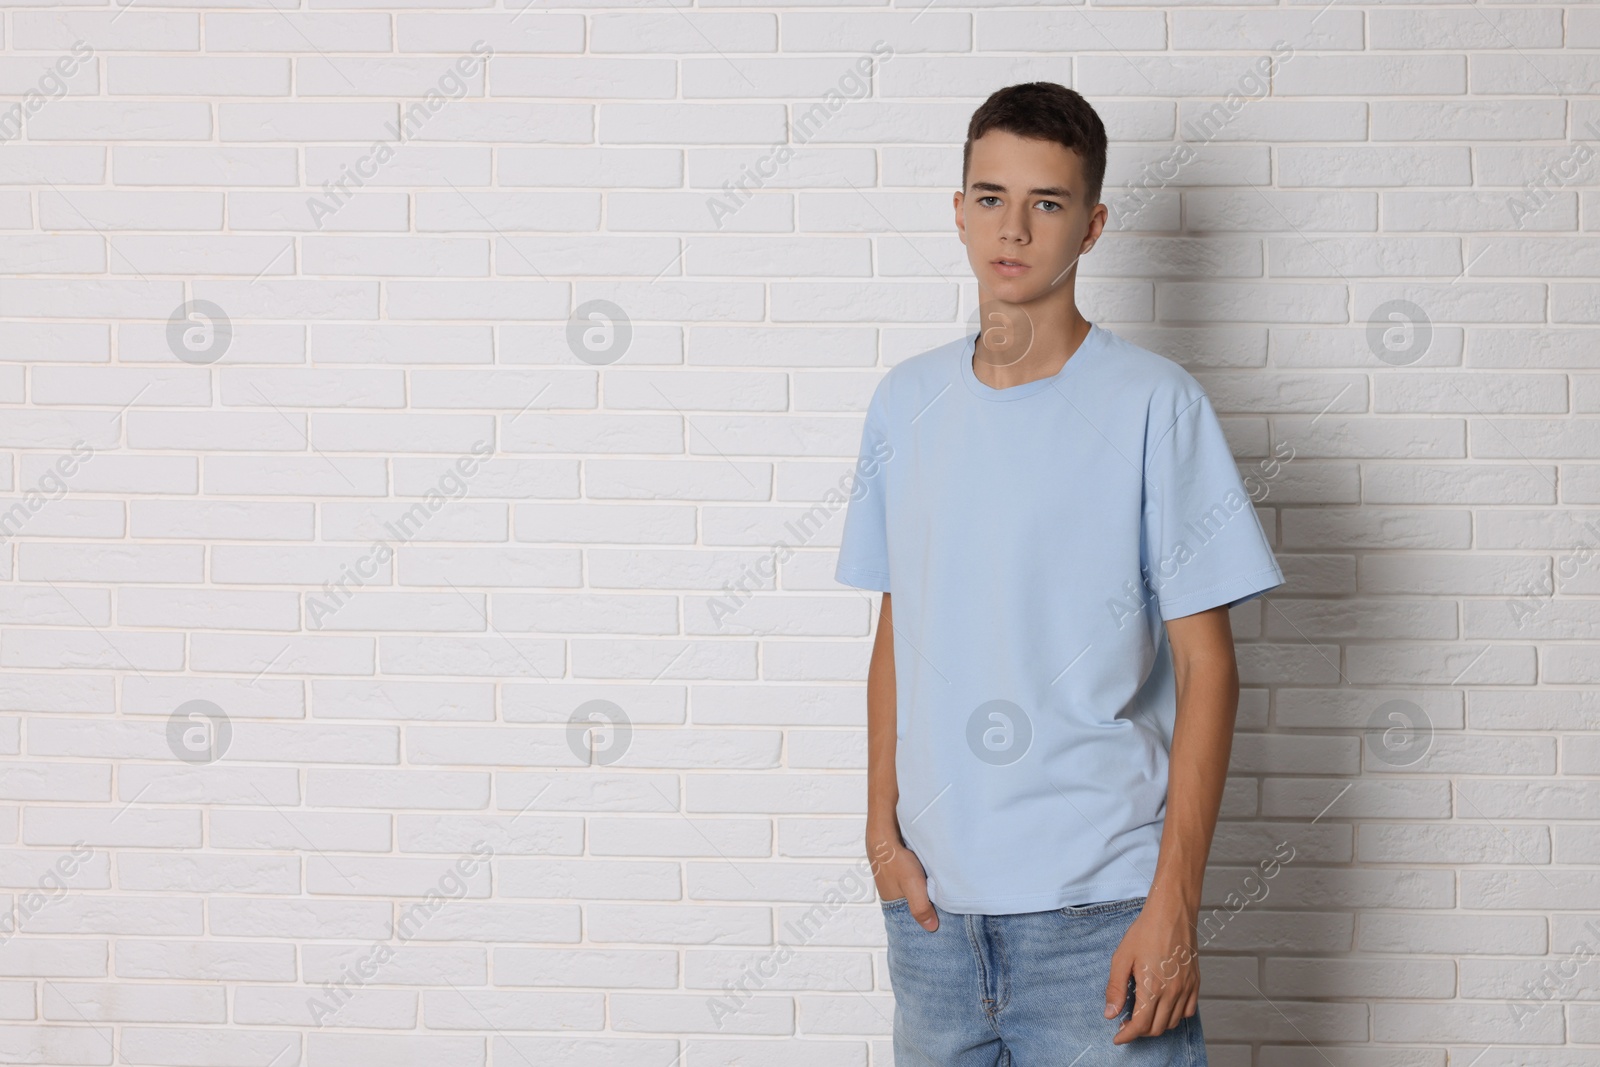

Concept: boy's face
[[954, 129, 1107, 308]]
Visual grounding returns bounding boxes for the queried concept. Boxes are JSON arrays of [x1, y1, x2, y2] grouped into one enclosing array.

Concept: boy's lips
[[992, 258, 1030, 276]]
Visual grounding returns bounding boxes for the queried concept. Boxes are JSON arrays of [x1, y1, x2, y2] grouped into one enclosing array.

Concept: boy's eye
[[977, 196, 1062, 212]]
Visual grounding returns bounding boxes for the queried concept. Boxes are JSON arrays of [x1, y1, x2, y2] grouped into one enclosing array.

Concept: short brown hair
[[963, 82, 1109, 208]]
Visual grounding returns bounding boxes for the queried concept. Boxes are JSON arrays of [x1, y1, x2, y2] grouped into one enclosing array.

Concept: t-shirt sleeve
[[1141, 387, 1285, 621], [834, 378, 893, 592]]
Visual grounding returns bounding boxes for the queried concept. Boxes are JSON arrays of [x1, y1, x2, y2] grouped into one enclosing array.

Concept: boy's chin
[[974, 283, 1053, 306]]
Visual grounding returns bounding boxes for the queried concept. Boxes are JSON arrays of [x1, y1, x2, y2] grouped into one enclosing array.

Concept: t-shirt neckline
[[958, 321, 1103, 402]]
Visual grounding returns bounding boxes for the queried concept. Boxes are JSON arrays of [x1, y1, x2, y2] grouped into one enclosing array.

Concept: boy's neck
[[971, 308, 1093, 390]]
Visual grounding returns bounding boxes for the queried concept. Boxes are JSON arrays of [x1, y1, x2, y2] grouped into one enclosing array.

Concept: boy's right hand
[[868, 832, 939, 932]]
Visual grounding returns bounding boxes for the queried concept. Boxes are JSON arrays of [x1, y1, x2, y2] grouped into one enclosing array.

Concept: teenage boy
[[834, 82, 1285, 1066]]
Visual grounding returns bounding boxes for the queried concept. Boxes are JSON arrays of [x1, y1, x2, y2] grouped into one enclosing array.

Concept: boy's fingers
[[1125, 979, 1158, 1038], [1152, 991, 1177, 1036], [1147, 986, 1183, 1035], [1113, 994, 1143, 1043], [909, 886, 939, 931], [1103, 954, 1133, 1019], [1121, 977, 1190, 1039], [1167, 983, 1196, 1031], [1108, 938, 1206, 1040]]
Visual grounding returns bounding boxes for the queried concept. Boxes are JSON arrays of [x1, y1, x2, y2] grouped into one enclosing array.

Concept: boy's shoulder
[[1086, 326, 1214, 420]]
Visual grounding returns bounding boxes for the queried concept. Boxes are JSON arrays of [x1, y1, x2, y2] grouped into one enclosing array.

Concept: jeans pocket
[[880, 896, 910, 911], [1059, 895, 1146, 917]]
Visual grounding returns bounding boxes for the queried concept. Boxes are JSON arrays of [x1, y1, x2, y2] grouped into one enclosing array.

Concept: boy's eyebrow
[[968, 181, 1073, 198]]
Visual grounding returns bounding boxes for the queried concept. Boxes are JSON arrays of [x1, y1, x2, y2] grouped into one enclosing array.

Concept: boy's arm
[[1150, 602, 1240, 912], [866, 592, 898, 840], [1106, 602, 1240, 1043], [864, 592, 939, 929]]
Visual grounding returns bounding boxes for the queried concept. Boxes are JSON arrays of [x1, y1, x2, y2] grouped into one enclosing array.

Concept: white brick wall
[[0, 2, 1597, 1064]]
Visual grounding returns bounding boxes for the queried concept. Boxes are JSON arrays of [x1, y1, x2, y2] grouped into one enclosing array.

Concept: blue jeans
[[881, 895, 1208, 1067]]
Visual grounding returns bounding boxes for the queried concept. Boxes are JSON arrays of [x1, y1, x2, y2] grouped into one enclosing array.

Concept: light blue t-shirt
[[835, 322, 1285, 915]]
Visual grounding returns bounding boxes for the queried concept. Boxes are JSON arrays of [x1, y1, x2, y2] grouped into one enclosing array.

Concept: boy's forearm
[[1149, 616, 1240, 911], [865, 592, 901, 840]]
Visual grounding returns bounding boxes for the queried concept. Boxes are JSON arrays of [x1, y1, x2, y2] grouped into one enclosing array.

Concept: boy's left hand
[[1103, 894, 1200, 1044]]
